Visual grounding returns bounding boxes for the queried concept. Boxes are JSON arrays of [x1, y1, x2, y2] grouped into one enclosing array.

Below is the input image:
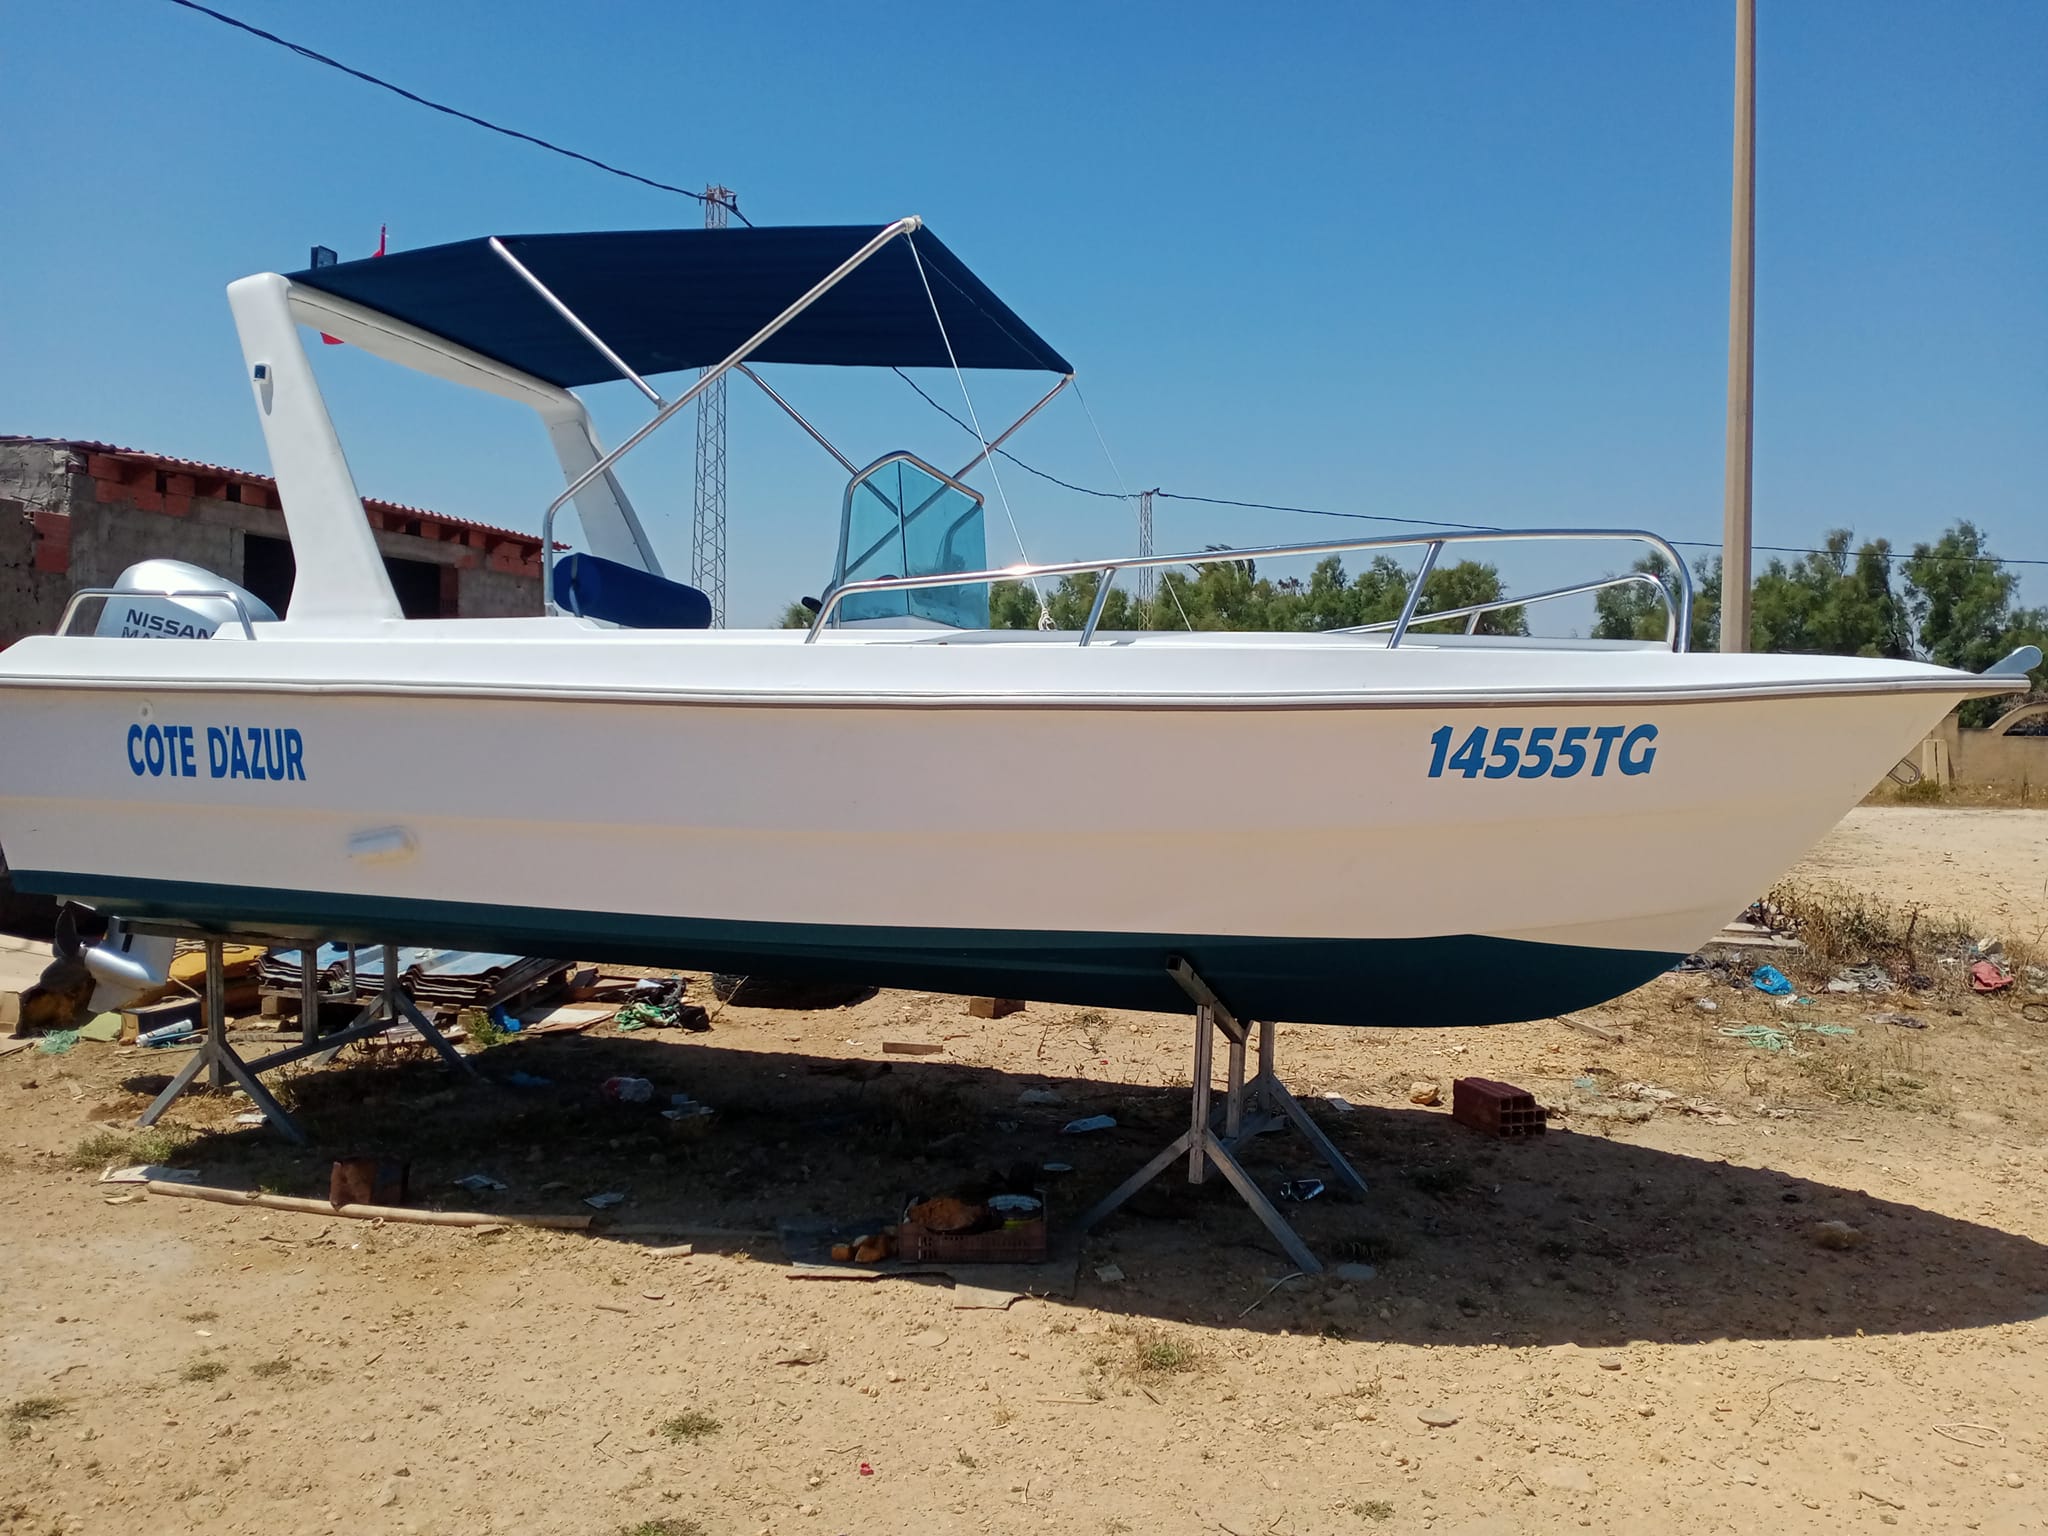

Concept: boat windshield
[[832, 454, 988, 628]]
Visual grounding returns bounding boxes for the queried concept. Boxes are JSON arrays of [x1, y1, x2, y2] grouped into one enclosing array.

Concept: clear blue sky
[[4, 1, 2042, 625]]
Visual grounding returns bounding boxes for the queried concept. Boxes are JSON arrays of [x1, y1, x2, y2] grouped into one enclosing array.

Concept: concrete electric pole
[[691, 185, 733, 627], [1720, 0, 1756, 653]]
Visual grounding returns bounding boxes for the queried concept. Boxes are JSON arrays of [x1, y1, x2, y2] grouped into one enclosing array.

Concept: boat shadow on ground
[[148, 1032, 2048, 1351]]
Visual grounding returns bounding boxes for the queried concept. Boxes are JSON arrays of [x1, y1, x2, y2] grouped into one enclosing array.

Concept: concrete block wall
[[0, 440, 544, 639]]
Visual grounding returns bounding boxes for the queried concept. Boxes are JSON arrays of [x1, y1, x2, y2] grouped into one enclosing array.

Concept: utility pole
[[1720, 0, 1756, 653], [691, 185, 733, 627], [1136, 489, 1156, 598]]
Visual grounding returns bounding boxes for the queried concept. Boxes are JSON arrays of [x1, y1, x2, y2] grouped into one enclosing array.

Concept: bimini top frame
[[228, 219, 1074, 623], [808, 528, 1697, 650]]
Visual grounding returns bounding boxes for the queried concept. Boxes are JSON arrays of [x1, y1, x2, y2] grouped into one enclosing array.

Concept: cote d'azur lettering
[[125, 724, 307, 782]]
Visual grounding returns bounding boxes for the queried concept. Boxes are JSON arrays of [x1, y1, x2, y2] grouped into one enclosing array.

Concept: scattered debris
[[150, 1180, 591, 1228], [36, 1029, 80, 1055], [1813, 1220, 1866, 1251], [1016, 1088, 1065, 1106], [1825, 963, 1894, 994], [1095, 1263, 1125, 1284], [611, 997, 711, 1032], [1719, 1022, 1856, 1051], [1277, 1178, 1325, 1202], [1750, 964, 1794, 997], [1319, 1093, 1358, 1113], [966, 997, 1024, 1019], [454, 1173, 508, 1194], [1970, 961, 2014, 993], [1408, 1081, 1441, 1106], [1871, 1012, 1927, 1030], [882, 1040, 945, 1055], [583, 1191, 627, 1210], [1693, 997, 1720, 1013], [661, 1101, 716, 1139], [514, 1003, 618, 1035], [600, 1076, 654, 1104], [1060, 1114, 1116, 1134], [1331, 1261, 1376, 1283], [99, 1164, 199, 1185], [1556, 1014, 1624, 1044], [1417, 1408, 1460, 1428]]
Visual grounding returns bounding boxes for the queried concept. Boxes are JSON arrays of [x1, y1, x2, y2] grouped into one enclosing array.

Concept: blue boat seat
[[553, 553, 712, 630]]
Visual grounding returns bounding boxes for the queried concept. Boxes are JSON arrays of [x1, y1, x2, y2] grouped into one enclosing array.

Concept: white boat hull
[[0, 631, 1967, 1025]]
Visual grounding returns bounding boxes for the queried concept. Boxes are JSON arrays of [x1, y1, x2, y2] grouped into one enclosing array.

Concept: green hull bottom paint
[[13, 871, 1684, 1028]]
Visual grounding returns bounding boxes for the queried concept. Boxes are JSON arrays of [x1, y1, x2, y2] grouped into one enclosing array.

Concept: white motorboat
[[0, 219, 2031, 1027]]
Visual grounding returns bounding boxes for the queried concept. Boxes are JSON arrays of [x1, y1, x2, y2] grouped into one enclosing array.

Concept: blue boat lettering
[[127, 725, 306, 781], [1429, 724, 1656, 780]]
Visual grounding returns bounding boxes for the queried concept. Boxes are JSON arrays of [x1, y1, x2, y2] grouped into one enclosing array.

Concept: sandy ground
[[1799, 808, 2048, 939], [4, 808, 2047, 1536]]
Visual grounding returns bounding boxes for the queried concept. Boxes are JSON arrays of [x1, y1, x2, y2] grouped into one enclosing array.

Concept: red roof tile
[[1, 437, 543, 551]]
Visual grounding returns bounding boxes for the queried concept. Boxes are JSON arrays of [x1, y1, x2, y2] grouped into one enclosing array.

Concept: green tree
[[778, 600, 815, 630], [1902, 522, 2048, 724], [1592, 552, 1722, 651], [1748, 531, 1913, 659], [1410, 560, 1528, 636]]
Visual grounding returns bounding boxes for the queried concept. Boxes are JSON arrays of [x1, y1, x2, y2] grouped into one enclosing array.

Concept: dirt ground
[[5, 809, 2047, 1536]]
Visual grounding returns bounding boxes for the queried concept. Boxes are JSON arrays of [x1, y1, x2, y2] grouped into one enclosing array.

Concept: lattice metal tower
[[690, 185, 734, 626], [1136, 488, 1157, 598]]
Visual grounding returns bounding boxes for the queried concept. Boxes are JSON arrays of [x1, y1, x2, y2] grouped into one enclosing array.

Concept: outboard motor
[[92, 559, 276, 639], [84, 916, 177, 1011]]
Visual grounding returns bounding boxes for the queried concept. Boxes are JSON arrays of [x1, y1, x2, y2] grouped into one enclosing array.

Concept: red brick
[[30, 511, 70, 574], [1452, 1077, 1547, 1138]]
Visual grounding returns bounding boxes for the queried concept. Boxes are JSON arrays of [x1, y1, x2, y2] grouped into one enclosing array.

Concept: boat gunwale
[[0, 673, 2010, 710]]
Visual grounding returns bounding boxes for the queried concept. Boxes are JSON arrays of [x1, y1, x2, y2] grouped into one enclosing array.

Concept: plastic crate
[[897, 1214, 1048, 1265]]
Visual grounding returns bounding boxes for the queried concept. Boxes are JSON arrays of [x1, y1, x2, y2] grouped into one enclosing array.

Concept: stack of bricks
[[1451, 1077, 1548, 1138]]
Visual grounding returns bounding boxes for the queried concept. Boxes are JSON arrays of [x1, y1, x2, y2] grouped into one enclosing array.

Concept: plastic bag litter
[[1969, 961, 2014, 993], [1749, 964, 1794, 996], [1719, 1021, 1856, 1052]]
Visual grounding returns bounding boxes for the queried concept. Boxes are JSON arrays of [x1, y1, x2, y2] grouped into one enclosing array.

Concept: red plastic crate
[[1452, 1078, 1547, 1138], [896, 1216, 1048, 1265]]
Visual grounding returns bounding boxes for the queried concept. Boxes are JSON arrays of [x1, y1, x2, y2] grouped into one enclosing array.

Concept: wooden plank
[[1555, 1014, 1624, 1044]]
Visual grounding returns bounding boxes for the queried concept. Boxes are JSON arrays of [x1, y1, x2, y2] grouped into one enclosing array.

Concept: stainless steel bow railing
[[806, 528, 1694, 649]]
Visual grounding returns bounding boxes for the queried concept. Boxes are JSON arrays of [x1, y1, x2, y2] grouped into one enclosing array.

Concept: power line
[[889, 370, 1129, 499], [159, 0, 2037, 580], [897, 387, 2048, 570], [159, 0, 747, 224]]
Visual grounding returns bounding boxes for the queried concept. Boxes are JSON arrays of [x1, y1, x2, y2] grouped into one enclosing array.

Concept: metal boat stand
[[1077, 958, 1367, 1275], [136, 931, 474, 1146]]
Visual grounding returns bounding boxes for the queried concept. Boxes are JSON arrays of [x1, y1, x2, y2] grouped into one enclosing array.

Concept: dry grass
[[658, 1410, 720, 1443], [1096, 1324, 1210, 1379], [1767, 879, 2025, 997], [179, 1359, 226, 1384], [5, 1396, 64, 1424], [64, 1125, 191, 1172]]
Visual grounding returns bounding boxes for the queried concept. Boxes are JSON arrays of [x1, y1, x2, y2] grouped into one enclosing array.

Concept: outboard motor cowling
[[92, 559, 276, 639]]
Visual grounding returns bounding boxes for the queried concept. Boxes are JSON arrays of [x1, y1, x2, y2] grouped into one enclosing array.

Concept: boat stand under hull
[[12, 869, 1680, 1028]]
